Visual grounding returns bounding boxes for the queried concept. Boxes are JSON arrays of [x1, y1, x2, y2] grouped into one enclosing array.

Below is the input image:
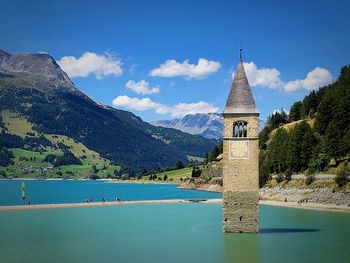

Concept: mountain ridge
[[0, 49, 216, 172], [151, 113, 223, 139], [152, 113, 266, 139]]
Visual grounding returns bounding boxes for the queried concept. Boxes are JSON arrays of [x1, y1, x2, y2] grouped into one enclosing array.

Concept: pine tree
[[289, 101, 302, 121]]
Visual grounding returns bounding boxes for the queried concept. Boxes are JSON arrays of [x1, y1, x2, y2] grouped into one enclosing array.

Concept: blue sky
[[1, 0, 350, 121]]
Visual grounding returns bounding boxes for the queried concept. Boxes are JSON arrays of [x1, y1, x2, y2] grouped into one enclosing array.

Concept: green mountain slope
[[259, 65, 350, 186], [0, 49, 216, 173], [0, 110, 120, 178]]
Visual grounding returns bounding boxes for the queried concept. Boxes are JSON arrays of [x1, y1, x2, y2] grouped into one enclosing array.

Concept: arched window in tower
[[233, 121, 248, 137]]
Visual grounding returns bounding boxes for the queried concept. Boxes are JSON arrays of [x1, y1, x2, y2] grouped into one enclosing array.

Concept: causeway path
[[0, 199, 349, 212]]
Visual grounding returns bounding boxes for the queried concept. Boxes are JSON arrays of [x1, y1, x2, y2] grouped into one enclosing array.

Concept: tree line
[[260, 65, 350, 186]]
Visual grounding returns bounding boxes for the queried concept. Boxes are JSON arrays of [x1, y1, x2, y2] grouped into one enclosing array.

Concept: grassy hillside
[[2, 110, 38, 137], [269, 118, 315, 138], [151, 167, 193, 182], [0, 111, 119, 179]]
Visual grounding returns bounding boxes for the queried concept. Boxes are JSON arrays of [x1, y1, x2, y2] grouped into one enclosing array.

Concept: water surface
[[0, 204, 349, 263], [0, 180, 221, 205]]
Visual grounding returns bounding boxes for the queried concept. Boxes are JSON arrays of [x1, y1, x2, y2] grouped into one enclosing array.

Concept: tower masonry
[[222, 49, 260, 233]]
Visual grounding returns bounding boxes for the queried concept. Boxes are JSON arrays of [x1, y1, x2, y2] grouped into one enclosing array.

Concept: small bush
[[305, 175, 315, 185], [284, 169, 292, 181], [19, 156, 28, 161], [203, 176, 211, 184], [89, 173, 99, 180], [0, 170, 6, 178], [335, 173, 348, 187], [335, 161, 350, 187], [191, 166, 202, 178], [276, 174, 284, 183], [306, 167, 316, 176]]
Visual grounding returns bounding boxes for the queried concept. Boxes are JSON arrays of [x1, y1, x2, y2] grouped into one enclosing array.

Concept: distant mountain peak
[[0, 49, 75, 91], [151, 113, 266, 139], [151, 113, 224, 139]]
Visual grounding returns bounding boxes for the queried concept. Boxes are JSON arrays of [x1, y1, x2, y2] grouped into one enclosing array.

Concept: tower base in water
[[222, 190, 259, 233]]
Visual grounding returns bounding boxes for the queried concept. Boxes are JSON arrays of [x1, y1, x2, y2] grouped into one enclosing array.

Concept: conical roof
[[224, 50, 259, 114]]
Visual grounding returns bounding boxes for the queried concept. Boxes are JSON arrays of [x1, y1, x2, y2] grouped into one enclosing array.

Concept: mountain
[[151, 113, 223, 139], [0, 50, 75, 92], [0, 49, 216, 172], [151, 113, 266, 139]]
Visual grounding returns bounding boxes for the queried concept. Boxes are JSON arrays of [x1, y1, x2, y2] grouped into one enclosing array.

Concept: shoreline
[[0, 198, 349, 213], [259, 200, 350, 213], [0, 178, 180, 185], [0, 199, 222, 211]]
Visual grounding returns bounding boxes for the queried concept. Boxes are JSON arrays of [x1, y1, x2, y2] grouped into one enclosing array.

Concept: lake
[[0, 181, 349, 263], [0, 180, 221, 205]]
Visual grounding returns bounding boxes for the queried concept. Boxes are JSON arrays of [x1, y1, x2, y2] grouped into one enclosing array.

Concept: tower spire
[[224, 48, 258, 114]]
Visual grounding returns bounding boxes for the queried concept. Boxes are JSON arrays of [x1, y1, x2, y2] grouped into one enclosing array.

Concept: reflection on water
[[223, 226, 322, 263], [224, 233, 260, 263], [260, 228, 320, 234]]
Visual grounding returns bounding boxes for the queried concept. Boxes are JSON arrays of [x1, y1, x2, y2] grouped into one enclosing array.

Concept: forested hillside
[[260, 65, 350, 186]]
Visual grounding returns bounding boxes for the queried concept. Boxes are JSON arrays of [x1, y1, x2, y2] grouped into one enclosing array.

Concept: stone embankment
[[259, 186, 350, 206], [178, 181, 223, 192], [180, 177, 350, 207], [200, 154, 223, 178]]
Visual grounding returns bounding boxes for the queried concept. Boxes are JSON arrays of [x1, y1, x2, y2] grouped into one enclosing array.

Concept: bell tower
[[222, 48, 259, 233]]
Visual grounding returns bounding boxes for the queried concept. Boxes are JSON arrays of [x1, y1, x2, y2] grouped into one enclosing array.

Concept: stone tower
[[222, 49, 259, 233]]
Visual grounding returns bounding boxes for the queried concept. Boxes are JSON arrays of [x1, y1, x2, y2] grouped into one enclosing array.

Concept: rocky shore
[[178, 181, 223, 192], [179, 179, 350, 209], [260, 186, 350, 207]]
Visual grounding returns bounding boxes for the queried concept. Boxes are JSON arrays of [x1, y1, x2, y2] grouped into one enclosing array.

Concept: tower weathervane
[[239, 39, 243, 61]]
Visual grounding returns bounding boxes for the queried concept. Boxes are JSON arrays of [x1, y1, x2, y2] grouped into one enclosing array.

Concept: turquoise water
[[0, 180, 221, 205], [0, 204, 349, 263], [0, 181, 349, 262]]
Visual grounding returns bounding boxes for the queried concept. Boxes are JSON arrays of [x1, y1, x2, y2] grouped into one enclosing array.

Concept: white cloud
[[239, 62, 283, 89], [112, 96, 161, 111], [58, 51, 123, 79], [283, 67, 333, 92], [149, 58, 221, 79], [112, 95, 218, 118], [232, 62, 333, 92], [125, 80, 160, 95]]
